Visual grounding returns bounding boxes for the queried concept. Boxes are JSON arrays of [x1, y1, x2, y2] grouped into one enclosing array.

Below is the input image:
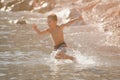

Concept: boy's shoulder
[[58, 24, 64, 29], [57, 25, 61, 27]]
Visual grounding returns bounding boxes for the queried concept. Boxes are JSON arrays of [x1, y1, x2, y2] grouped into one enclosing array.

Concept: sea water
[[0, 0, 120, 80]]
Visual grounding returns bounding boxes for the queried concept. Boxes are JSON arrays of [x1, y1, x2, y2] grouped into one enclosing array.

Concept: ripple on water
[[0, 73, 7, 77]]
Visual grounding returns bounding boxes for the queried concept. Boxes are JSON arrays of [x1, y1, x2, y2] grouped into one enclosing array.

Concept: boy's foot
[[55, 53, 78, 63], [71, 57, 77, 63]]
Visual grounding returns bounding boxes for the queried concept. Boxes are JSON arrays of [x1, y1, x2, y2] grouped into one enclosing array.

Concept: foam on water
[[49, 49, 96, 67], [0, 73, 7, 77], [0, 0, 120, 79], [49, 50, 73, 65], [73, 50, 96, 65]]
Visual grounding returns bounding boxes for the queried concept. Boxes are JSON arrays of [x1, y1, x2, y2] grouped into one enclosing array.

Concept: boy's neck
[[50, 24, 57, 29]]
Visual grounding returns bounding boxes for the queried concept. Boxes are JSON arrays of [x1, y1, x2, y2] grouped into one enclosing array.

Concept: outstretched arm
[[79, 0, 101, 11], [32, 24, 49, 35], [32, 0, 39, 7], [60, 16, 82, 28]]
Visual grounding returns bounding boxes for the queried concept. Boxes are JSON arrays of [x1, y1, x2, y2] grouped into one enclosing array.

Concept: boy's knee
[[55, 52, 63, 59], [55, 55, 61, 59]]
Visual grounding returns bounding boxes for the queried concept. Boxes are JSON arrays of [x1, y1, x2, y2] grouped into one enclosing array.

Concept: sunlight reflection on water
[[0, 0, 120, 79]]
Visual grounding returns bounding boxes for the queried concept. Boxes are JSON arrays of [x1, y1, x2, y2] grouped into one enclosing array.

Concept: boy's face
[[47, 18, 57, 28]]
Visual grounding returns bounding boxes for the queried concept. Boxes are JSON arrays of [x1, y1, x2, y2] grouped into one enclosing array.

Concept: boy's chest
[[50, 27, 62, 35], [49, 27, 63, 38]]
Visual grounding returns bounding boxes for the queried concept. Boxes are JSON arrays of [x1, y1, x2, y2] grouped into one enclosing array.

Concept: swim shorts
[[54, 42, 67, 54]]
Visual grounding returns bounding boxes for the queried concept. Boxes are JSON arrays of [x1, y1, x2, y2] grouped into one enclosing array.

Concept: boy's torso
[[49, 26, 65, 47]]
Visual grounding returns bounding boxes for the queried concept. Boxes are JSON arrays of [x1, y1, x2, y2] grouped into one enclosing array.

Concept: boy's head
[[47, 14, 58, 27], [47, 14, 58, 21]]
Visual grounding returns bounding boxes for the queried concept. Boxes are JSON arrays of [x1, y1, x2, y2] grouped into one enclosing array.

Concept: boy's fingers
[[78, 16, 82, 20], [32, 24, 36, 27], [32, 24, 36, 26], [32, 24, 37, 29], [96, 0, 101, 3]]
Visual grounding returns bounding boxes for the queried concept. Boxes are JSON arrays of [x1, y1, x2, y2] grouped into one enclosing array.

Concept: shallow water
[[0, 0, 120, 80]]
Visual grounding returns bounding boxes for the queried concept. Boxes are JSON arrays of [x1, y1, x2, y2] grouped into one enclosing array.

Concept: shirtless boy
[[32, 0, 101, 61], [32, 14, 81, 61]]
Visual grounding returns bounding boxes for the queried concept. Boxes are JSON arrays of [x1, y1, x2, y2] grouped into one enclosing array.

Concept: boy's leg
[[55, 47, 75, 60], [55, 52, 74, 60]]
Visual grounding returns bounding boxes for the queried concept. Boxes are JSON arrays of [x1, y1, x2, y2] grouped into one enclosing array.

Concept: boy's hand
[[77, 16, 83, 21], [32, 24, 37, 30], [32, 24, 48, 35], [96, 0, 101, 3]]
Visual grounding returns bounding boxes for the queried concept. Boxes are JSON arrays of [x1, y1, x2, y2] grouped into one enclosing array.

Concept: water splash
[[49, 49, 96, 66], [49, 50, 73, 65], [73, 50, 96, 65]]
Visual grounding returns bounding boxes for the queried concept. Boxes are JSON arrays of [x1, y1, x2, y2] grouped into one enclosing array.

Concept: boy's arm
[[60, 16, 82, 28], [79, 0, 101, 11], [32, 24, 49, 35]]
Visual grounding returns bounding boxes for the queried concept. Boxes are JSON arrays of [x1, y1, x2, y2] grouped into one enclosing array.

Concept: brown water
[[0, 0, 120, 80]]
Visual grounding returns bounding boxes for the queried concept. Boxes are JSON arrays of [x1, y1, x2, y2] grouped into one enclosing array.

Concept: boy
[[32, 0, 101, 61], [32, 14, 81, 61]]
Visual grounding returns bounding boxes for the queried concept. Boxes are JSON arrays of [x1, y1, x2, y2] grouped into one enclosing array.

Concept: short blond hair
[[47, 14, 58, 21]]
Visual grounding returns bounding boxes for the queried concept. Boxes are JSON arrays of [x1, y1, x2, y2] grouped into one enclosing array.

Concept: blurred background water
[[0, 0, 120, 80]]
